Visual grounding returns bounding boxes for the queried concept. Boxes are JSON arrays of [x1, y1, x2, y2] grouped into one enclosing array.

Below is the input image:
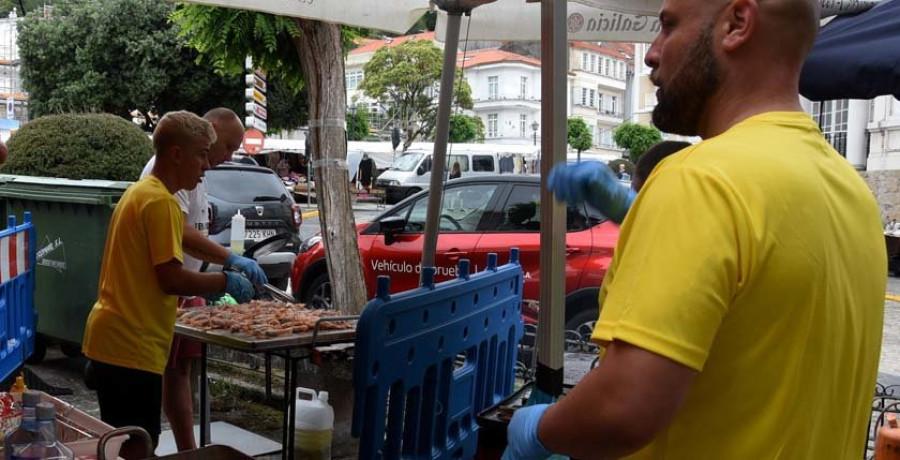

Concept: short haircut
[[635, 141, 692, 184], [153, 111, 216, 156], [203, 107, 241, 125]]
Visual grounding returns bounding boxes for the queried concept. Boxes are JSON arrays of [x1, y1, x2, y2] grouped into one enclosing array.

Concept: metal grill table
[[175, 317, 357, 460]]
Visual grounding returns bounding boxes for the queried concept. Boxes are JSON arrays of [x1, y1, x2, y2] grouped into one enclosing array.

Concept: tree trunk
[[293, 19, 367, 315]]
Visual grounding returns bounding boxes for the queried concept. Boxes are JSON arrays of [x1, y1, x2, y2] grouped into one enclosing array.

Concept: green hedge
[[2, 113, 153, 181]]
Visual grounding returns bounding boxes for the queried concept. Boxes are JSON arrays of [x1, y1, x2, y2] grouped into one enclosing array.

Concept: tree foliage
[[448, 114, 484, 143], [568, 117, 593, 154], [18, 0, 244, 128], [2, 113, 153, 181], [173, 4, 368, 314], [613, 121, 664, 163], [346, 105, 370, 141], [360, 39, 473, 151], [0, 0, 49, 17]]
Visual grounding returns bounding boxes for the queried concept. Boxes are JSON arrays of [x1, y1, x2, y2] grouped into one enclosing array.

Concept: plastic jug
[[230, 210, 245, 256], [293, 388, 334, 460]]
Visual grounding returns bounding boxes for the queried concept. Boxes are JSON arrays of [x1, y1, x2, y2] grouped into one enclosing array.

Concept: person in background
[[358, 153, 376, 193], [139, 107, 266, 452], [631, 140, 692, 192], [82, 111, 255, 459], [510, 0, 886, 458], [449, 161, 462, 180]]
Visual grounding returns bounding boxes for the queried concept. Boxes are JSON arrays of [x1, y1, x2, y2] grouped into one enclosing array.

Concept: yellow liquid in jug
[[294, 428, 332, 460]]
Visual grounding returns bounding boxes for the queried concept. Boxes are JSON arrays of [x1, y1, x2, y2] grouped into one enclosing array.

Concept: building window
[[605, 59, 611, 76], [520, 76, 528, 99], [611, 96, 618, 115], [590, 54, 597, 73], [620, 62, 626, 80], [581, 88, 588, 106], [345, 70, 364, 90], [589, 89, 596, 108], [813, 100, 849, 156], [598, 93, 604, 111], [487, 114, 499, 138], [520, 114, 527, 137], [488, 76, 499, 100], [582, 53, 589, 71]]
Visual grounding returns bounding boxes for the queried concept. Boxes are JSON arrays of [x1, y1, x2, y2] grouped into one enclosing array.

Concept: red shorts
[[167, 297, 205, 369]]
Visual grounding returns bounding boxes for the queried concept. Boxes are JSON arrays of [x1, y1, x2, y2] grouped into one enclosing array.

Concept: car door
[[475, 184, 596, 301], [367, 182, 502, 294]]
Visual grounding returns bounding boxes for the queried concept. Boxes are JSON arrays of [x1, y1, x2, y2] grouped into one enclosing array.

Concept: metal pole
[[420, 11, 462, 277], [536, 0, 567, 399]]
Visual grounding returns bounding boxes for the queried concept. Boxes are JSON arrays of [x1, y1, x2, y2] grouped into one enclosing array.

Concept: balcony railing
[[475, 95, 541, 103]]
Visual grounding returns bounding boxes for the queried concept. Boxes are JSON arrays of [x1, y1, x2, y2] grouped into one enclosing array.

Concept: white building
[[459, 49, 541, 145], [345, 32, 440, 134], [344, 33, 635, 152], [0, 10, 25, 139], [568, 42, 631, 153]]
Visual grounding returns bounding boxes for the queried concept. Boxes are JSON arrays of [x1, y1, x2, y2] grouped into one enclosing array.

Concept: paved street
[[881, 276, 900, 375]]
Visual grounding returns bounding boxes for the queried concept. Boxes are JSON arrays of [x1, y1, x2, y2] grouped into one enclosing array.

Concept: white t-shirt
[[141, 156, 209, 272]]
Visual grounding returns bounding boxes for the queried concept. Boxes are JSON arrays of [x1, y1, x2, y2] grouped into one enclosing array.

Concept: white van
[[375, 148, 531, 203]]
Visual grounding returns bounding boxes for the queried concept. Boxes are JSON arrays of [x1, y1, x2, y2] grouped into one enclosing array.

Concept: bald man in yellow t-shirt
[[506, 1, 886, 459]]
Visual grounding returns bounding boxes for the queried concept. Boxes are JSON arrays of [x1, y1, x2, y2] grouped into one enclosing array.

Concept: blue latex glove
[[223, 271, 254, 304], [502, 404, 553, 460], [546, 162, 636, 224], [225, 253, 268, 286]]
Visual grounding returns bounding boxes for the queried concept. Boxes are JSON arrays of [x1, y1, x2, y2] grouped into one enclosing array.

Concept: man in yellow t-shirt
[[505, 1, 886, 459], [82, 111, 253, 456]]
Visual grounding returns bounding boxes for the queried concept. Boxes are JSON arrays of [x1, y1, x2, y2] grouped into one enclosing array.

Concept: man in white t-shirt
[[140, 108, 266, 451]]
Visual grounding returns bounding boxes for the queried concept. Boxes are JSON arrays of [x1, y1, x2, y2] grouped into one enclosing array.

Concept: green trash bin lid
[[0, 174, 132, 206]]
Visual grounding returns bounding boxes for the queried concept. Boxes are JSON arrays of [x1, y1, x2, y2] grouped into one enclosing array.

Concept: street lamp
[[531, 120, 539, 146]]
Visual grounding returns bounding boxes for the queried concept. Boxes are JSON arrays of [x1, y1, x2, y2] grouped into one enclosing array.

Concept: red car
[[291, 175, 619, 334]]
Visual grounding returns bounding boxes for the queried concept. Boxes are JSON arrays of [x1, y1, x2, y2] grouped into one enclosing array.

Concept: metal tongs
[[259, 282, 294, 303]]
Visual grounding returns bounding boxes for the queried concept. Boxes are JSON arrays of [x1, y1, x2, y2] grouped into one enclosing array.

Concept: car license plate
[[246, 229, 278, 241]]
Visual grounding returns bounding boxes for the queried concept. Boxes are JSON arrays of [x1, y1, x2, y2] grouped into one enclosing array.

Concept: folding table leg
[[199, 342, 210, 446]]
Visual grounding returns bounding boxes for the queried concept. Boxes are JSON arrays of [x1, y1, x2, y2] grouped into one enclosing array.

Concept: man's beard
[[651, 26, 720, 137]]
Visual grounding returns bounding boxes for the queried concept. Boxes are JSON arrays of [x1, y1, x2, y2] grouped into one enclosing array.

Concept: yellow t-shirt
[[83, 175, 184, 375], [593, 112, 886, 459]]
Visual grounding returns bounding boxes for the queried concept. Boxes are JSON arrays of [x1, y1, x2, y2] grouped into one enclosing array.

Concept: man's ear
[[720, 0, 758, 52], [170, 145, 184, 165]]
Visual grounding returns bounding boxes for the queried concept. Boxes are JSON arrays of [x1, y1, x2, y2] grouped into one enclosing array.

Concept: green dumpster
[[0, 174, 131, 362]]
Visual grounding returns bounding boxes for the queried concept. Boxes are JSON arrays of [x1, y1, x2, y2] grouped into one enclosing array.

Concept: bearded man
[[508, 0, 887, 458]]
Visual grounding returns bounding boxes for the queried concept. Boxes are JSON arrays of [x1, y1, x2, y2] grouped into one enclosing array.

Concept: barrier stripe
[[17, 232, 24, 272], [0, 236, 9, 283], [9, 232, 17, 280], [887, 294, 900, 303]]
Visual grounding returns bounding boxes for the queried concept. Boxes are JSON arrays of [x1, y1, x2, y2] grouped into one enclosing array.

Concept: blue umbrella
[[800, 0, 900, 101]]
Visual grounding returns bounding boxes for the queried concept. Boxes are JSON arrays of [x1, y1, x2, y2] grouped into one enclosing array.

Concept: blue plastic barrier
[[353, 249, 524, 459], [0, 213, 36, 382]]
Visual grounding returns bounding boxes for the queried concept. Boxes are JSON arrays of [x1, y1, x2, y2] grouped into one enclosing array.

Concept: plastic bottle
[[293, 388, 334, 460], [4, 391, 44, 460], [9, 403, 73, 460], [877, 413, 900, 460], [9, 374, 26, 394], [230, 210, 246, 256]]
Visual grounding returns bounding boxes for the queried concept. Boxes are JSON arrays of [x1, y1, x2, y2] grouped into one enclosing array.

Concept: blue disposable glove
[[223, 271, 254, 304], [225, 253, 268, 286], [546, 162, 636, 224], [502, 404, 553, 460]]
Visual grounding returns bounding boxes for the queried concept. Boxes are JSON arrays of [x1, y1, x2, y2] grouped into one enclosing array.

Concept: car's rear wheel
[[304, 273, 333, 310], [564, 308, 599, 353]]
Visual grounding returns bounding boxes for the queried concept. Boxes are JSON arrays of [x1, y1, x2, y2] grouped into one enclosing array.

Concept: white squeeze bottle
[[294, 388, 334, 460], [230, 210, 246, 256]]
